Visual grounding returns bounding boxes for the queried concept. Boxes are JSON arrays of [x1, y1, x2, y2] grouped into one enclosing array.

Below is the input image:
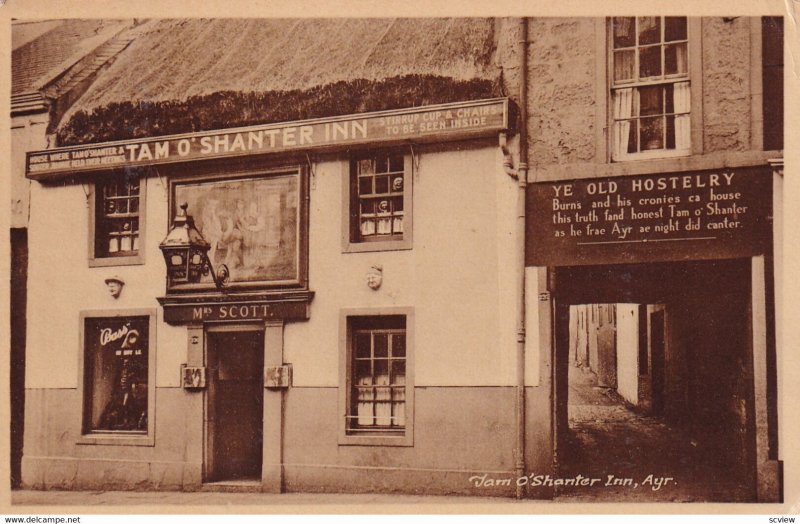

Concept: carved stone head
[[366, 264, 383, 290]]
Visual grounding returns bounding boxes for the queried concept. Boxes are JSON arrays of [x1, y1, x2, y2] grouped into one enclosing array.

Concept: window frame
[[88, 173, 146, 267], [338, 307, 415, 447], [77, 308, 157, 447], [608, 16, 700, 163], [342, 150, 413, 253]]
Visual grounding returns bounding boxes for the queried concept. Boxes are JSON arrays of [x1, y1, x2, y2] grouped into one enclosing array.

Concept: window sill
[[88, 254, 145, 268], [77, 432, 155, 447], [338, 432, 413, 447], [612, 148, 691, 163], [343, 239, 412, 254]]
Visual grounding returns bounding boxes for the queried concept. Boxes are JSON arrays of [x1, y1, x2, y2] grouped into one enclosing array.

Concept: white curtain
[[393, 371, 405, 427], [375, 374, 391, 426], [356, 375, 373, 426], [612, 88, 634, 159], [673, 81, 691, 150]]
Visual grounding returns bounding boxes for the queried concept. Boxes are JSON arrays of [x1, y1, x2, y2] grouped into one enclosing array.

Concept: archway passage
[[552, 259, 756, 502]]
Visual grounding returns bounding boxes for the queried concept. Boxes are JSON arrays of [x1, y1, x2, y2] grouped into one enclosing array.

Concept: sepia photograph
[[3, 0, 798, 520]]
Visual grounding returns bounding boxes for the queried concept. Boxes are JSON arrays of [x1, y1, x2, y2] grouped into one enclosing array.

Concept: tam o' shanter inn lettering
[[26, 100, 507, 177]]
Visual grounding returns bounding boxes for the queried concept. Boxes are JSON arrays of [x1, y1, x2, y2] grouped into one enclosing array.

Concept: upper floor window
[[611, 17, 690, 161], [90, 174, 145, 267], [344, 151, 412, 253]]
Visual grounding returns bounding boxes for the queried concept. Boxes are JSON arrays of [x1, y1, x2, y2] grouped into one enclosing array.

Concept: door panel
[[207, 330, 264, 481]]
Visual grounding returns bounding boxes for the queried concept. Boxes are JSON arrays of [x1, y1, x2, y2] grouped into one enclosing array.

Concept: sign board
[[160, 298, 310, 324], [26, 98, 509, 179], [526, 167, 772, 266]]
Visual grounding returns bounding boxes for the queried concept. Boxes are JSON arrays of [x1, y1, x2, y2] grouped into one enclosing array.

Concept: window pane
[[665, 42, 687, 75], [375, 387, 392, 426], [391, 175, 404, 194], [613, 17, 635, 48], [665, 17, 687, 41], [640, 117, 665, 150], [86, 317, 149, 433], [393, 334, 406, 357], [391, 360, 406, 384], [666, 115, 676, 149], [359, 177, 372, 195], [614, 50, 635, 82], [639, 45, 662, 78], [355, 332, 371, 358], [358, 159, 374, 174], [360, 200, 374, 216], [374, 334, 388, 358], [375, 359, 389, 382], [355, 360, 372, 384], [388, 154, 404, 172], [376, 155, 388, 173], [392, 196, 403, 213], [120, 233, 133, 252], [628, 119, 639, 153], [392, 400, 405, 427], [104, 183, 118, 198], [638, 85, 664, 116], [665, 84, 675, 113], [360, 219, 376, 236], [638, 16, 661, 45], [375, 175, 389, 194]]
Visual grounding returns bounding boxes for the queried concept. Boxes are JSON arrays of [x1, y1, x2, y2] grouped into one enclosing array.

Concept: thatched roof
[[55, 18, 504, 146]]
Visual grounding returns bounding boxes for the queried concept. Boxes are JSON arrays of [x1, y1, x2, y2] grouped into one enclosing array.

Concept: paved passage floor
[[555, 364, 753, 502]]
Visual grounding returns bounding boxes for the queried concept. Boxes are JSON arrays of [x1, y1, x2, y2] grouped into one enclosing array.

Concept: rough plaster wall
[[496, 18, 522, 111], [528, 18, 597, 167], [703, 17, 752, 153]]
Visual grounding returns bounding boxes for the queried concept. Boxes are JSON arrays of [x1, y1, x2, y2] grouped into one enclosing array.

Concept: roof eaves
[[11, 92, 48, 116]]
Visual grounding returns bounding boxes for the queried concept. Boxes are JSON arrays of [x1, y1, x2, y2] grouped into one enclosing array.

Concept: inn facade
[[10, 16, 785, 501]]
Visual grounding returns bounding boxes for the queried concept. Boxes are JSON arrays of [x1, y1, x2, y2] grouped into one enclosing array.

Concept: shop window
[[79, 310, 156, 446], [344, 151, 412, 253], [90, 174, 145, 267], [611, 17, 691, 161], [339, 308, 414, 446]]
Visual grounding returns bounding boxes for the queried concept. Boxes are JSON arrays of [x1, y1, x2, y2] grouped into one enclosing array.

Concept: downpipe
[[509, 17, 529, 500]]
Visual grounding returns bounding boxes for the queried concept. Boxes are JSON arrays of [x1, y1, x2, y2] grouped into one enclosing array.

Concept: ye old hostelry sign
[[26, 99, 508, 178], [526, 168, 771, 266]]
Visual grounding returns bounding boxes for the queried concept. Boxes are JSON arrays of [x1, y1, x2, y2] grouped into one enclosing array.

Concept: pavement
[[9, 489, 526, 509]]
